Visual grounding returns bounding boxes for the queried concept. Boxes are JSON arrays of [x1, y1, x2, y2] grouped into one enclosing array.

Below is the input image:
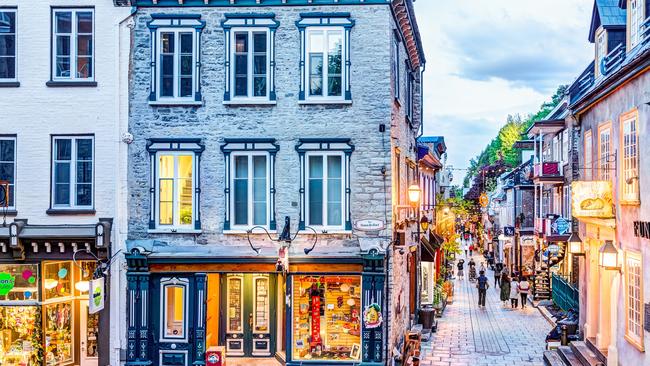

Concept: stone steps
[[542, 341, 607, 366]]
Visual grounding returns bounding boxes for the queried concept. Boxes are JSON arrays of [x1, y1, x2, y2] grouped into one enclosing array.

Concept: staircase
[[543, 338, 607, 366]]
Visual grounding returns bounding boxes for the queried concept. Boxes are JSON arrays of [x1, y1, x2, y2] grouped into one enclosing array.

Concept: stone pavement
[[420, 255, 552, 366]]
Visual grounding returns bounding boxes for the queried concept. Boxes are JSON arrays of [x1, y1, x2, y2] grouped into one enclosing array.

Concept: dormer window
[[629, 0, 645, 49], [595, 28, 607, 77]]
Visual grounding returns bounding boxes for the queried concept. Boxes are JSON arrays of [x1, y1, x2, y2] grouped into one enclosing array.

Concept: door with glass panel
[[222, 274, 275, 357], [80, 300, 99, 366], [152, 277, 195, 366]]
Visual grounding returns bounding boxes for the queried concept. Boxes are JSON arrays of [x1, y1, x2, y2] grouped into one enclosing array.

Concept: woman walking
[[499, 272, 510, 306], [457, 259, 465, 280], [509, 277, 519, 308], [519, 276, 531, 308]]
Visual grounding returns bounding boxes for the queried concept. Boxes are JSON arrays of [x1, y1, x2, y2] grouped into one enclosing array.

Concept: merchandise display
[[44, 302, 73, 365], [292, 275, 361, 361], [0, 306, 41, 366]]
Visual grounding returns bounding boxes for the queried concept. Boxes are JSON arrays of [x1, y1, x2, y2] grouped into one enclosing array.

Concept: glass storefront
[[292, 275, 361, 362]]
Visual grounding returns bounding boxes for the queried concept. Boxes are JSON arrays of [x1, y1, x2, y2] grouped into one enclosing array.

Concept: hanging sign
[[503, 226, 515, 237], [571, 181, 614, 218], [0, 272, 15, 296], [551, 217, 570, 235], [479, 193, 489, 208], [548, 244, 560, 254], [363, 303, 383, 329], [89, 277, 105, 314]]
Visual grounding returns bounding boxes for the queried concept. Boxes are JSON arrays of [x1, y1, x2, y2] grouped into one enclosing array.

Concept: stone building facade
[[123, 1, 424, 365]]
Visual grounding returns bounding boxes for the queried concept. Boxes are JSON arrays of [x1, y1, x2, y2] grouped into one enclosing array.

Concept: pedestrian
[[469, 244, 474, 257], [479, 262, 486, 273], [509, 276, 519, 309], [499, 272, 510, 305], [456, 260, 465, 280], [519, 276, 530, 308], [477, 270, 489, 307], [494, 264, 502, 288]]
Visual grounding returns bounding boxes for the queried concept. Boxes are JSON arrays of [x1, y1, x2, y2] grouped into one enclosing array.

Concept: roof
[[526, 119, 566, 137], [418, 136, 447, 154], [589, 0, 626, 42], [392, 0, 426, 68], [417, 145, 443, 169]]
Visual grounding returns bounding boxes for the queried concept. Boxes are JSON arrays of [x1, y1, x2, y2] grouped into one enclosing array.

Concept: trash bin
[[419, 307, 435, 330]]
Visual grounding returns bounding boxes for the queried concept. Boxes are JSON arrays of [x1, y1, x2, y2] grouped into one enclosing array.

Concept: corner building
[[122, 1, 425, 365]]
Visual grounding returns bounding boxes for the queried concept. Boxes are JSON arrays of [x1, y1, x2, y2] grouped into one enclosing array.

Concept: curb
[[537, 303, 557, 326]]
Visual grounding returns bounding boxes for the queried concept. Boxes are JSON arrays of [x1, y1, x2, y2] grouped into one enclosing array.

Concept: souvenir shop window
[[0, 264, 39, 302], [292, 275, 361, 362], [44, 301, 73, 365], [0, 306, 42, 366], [42, 262, 73, 300]]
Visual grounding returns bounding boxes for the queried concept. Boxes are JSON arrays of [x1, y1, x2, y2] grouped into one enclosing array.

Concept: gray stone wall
[[127, 5, 396, 254]]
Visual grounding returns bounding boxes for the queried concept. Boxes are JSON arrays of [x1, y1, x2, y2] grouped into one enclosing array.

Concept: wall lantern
[[598, 240, 620, 271], [420, 216, 429, 232], [408, 184, 421, 205], [567, 232, 585, 256]]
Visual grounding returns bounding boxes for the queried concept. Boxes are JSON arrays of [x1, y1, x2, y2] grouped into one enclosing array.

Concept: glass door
[[79, 300, 98, 366], [153, 277, 194, 366], [251, 275, 271, 356], [225, 275, 244, 356]]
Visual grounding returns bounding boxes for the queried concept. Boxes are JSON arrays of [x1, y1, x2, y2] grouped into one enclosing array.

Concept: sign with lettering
[[503, 226, 515, 237], [354, 219, 385, 232], [571, 181, 614, 218], [552, 217, 570, 235], [89, 277, 105, 314], [548, 244, 560, 254], [634, 222, 650, 240], [0, 272, 15, 296]]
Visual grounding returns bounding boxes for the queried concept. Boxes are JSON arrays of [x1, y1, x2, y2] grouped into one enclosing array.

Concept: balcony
[[532, 162, 564, 184]]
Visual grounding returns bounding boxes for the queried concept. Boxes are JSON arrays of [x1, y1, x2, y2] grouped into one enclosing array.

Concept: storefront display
[[0, 306, 42, 366], [43, 262, 72, 301], [292, 275, 361, 361], [0, 264, 39, 301], [44, 302, 73, 365]]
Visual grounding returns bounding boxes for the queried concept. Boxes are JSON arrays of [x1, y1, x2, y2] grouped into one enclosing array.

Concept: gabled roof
[[417, 136, 447, 154], [589, 0, 626, 42]]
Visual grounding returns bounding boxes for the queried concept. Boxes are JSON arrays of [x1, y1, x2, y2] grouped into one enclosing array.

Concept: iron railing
[[552, 273, 579, 312]]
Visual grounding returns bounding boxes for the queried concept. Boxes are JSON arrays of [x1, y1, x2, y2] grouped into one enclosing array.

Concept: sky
[[414, 0, 594, 181]]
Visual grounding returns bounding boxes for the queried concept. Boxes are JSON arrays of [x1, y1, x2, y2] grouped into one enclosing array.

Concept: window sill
[[46, 209, 96, 215], [624, 334, 645, 352], [298, 99, 352, 105], [305, 229, 352, 235], [0, 81, 20, 88], [620, 199, 641, 206], [46, 80, 97, 87], [224, 229, 272, 235], [148, 100, 203, 107], [0, 209, 17, 216], [148, 229, 203, 234], [223, 100, 277, 106]]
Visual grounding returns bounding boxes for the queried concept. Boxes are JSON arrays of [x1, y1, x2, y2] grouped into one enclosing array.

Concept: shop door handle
[[249, 313, 253, 328]]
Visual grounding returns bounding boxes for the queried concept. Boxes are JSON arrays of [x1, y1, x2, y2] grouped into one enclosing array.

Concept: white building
[[0, 2, 131, 366]]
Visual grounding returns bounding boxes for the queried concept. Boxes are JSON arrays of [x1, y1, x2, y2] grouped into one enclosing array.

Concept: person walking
[[499, 272, 510, 305], [456, 259, 465, 280], [477, 270, 489, 307], [519, 277, 530, 308], [494, 263, 502, 288], [509, 277, 519, 309]]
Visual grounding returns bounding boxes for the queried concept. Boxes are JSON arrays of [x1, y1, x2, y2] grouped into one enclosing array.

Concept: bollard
[[561, 324, 568, 346]]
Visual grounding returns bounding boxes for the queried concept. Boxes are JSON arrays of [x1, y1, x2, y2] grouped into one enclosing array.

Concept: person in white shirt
[[518, 277, 531, 308], [509, 279, 519, 308]]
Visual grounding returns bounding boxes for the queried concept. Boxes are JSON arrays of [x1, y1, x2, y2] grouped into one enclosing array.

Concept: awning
[[420, 236, 436, 262], [545, 234, 570, 242]]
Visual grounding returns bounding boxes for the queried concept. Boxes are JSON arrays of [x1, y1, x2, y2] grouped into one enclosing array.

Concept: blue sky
[[414, 0, 594, 179]]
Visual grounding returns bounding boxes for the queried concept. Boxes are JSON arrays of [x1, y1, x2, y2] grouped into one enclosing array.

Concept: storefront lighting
[[442, 206, 451, 215], [420, 216, 429, 232], [408, 184, 421, 205], [44, 279, 58, 290], [598, 240, 620, 271], [567, 232, 585, 256], [75, 280, 90, 293]]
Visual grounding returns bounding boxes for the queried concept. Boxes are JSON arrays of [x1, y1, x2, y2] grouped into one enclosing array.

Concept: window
[[231, 30, 269, 100], [584, 130, 593, 180], [395, 150, 401, 205], [147, 138, 203, 231], [563, 186, 571, 218], [160, 278, 189, 341], [406, 68, 414, 119], [52, 9, 94, 81], [598, 124, 611, 180], [625, 252, 643, 350], [621, 111, 639, 203], [0, 9, 16, 81], [0, 137, 15, 209], [562, 129, 569, 164], [147, 15, 204, 103], [393, 33, 400, 100], [595, 28, 607, 76], [552, 135, 560, 162], [297, 139, 354, 231], [51, 136, 93, 209], [297, 13, 354, 102], [629, 0, 645, 49], [231, 153, 269, 228]]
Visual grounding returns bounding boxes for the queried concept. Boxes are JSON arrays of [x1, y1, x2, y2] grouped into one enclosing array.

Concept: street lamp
[[567, 232, 585, 256], [598, 240, 620, 271], [408, 184, 421, 205]]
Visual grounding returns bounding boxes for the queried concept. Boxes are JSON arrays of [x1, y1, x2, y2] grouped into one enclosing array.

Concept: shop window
[[625, 252, 644, 349], [44, 301, 73, 365], [162, 281, 187, 340], [0, 306, 41, 365], [43, 262, 72, 301], [0, 264, 38, 302], [292, 275, 361, 362], [253, 276, 269, 333], [598, 124, 611, 180], [227, 276, 243, 333]]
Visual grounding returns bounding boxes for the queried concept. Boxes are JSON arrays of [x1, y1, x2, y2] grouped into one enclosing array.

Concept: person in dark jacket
[[499, 272, 510, 305], [477, 270, 489, 307]]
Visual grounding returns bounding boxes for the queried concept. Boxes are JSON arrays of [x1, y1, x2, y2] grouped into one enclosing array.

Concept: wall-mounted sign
[[633, 221, 650, 240], [548, 244, 560, 254], [479, 193, 489, 208], [0, 272, 15, 296], [89, 277, 105, 314], [521, 236, 535, 246], [571, 181, 614, 218], [363, 303, 383, 329], [551, 217, 570, 235], [354, 219, 385, 232], [503, 226, 515, 237]]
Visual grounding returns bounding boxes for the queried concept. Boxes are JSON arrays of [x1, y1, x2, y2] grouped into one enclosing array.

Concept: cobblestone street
[[420, 256, 552, 366]]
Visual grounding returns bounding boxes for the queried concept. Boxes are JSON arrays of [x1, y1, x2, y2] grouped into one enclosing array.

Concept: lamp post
[[567, 232, 585, 256], [598, 240, 620, 271]]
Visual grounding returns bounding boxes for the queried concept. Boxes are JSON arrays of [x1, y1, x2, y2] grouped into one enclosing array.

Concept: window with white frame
[[584, 130, 593, 180], [161, 278, 189, 341], [231, 29, 270, 100], [231, 152, 269, 228], [51, 136, 93, 209], [52, 8, 94, 81], [0, 9, 16, 81], [595, 28, 607, 76], [629, 0, 645, 49], [563, 185, 571, 218], [147, 15, 204, 103], [621, 112, 639, 202], [552, 135, 560, 162], [147, 138, 203, 231], [562, 129, 569, 164], [625, 252, 643, 348], [0, 137, 16, 209], [599, 125, 611, 180]]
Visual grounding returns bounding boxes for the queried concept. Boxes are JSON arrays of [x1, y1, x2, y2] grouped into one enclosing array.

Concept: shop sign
[[503, 226, 515, 237], [354, 219, 385, 232], [548, 244, 560, 254], [363, 303, 383, 329], [479, 193, 489, 208], [0, 272, 15, 296], [89, 277, 105, 314], [551, 217, 570, 235], [633, 221, 650, 240], [571, 181, 614, 218], [521, 236, 535, 246]]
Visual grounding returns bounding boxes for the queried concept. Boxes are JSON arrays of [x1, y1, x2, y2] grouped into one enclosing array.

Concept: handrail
[[602, 43, 625, 76], [552, 273, 579, 312]]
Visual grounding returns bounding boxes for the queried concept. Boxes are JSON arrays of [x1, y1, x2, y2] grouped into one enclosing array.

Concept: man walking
[[477, 270, 489, 307], [494, 263, 502, 288]]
